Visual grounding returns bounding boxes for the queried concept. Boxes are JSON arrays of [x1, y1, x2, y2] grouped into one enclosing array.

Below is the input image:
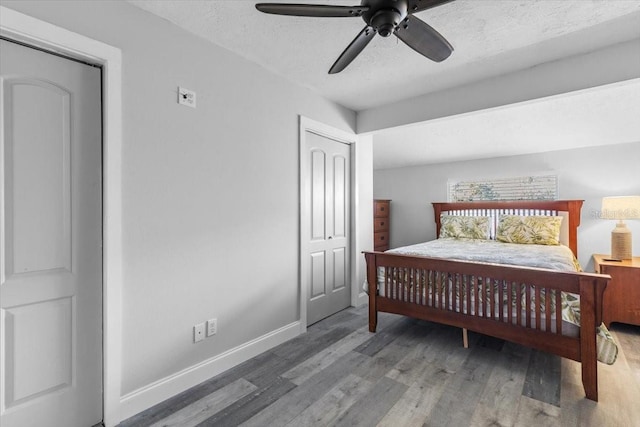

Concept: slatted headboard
[[432, 200, 584, 257]]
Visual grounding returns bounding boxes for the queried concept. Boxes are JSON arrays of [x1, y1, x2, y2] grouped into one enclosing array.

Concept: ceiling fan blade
[[255, 3, 369, 18], [407, 0, 455, 14], [329, 26, 376, 74], [395, 15, 453, 62]]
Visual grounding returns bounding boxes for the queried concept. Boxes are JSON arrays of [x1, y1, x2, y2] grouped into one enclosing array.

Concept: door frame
[[299, 116, 357, 332], [0, 7, 123, 427]]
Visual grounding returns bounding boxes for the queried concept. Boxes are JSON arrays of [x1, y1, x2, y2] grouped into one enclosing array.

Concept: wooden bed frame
[[364, 200, 610, 401]]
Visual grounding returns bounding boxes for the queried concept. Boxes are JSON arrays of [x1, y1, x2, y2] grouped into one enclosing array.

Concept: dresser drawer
[[374, 217, 389, 232], [374, 232, 389, 249], [374, 200, 390, 218]]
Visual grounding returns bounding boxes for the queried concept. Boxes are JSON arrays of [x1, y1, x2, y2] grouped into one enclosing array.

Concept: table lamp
[[601, 196, 640, 260]]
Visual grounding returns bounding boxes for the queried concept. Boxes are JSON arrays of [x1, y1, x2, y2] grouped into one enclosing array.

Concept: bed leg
[[462, 328, 469, 348], [581, 342, 598, 401], [579, 277, 600, 402], [369, 301, 377, 332], [582, 357, 598, 401], [365, 252, 378, 333]]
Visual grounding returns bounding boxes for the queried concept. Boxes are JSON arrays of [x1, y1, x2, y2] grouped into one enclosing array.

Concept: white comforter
[[386, 238, 579, 272]]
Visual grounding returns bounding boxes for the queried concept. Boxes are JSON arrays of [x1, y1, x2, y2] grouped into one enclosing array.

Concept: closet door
[[1, 39, 103, 427], [305, 131, 351, 325]]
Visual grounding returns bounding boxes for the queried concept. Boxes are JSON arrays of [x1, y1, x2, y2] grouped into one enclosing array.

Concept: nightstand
[[593, 254, 640, 327]]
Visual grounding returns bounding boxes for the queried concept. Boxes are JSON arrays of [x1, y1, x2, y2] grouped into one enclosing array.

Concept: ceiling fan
[[255, 0, 455, 74]]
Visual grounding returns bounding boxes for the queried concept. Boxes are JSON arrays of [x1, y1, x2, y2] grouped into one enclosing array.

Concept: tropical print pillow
[[440, 215, 490, 239], [496, 215, 562, 245]]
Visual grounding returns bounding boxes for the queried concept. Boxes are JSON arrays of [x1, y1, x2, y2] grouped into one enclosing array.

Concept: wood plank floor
[[118, 305, 640, 427]]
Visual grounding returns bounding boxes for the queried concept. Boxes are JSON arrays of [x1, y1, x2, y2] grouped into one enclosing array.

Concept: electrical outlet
[[207, 318, 217, 337], [178, 86, 196, 108], [194, 322, 205, 343]]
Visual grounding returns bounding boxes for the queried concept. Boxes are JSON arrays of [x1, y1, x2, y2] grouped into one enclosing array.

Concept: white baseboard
[[118, 320, 301, 422]]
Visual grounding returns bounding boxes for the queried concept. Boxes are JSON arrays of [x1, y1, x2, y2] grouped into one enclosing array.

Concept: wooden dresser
[[374, 199, 390, 251], [593, 254, 640, 327]]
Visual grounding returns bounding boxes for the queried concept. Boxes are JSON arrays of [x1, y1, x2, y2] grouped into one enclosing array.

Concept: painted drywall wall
[[352, 134, 374, 306], [2, 0, 358, 411], [373, 141, 640, 270], [358, 38, 640, 133]]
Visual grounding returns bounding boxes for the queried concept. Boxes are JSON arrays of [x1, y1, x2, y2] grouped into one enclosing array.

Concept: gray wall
[[3, 0, 356, 397], [358, 37, 640, 133], [373, 141, 640, 270]]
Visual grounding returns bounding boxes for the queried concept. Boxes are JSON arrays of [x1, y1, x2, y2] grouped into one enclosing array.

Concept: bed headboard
[[432, 200, 584, 257]]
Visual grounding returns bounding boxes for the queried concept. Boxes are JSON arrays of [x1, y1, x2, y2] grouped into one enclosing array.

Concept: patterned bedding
[[387, 238, 579, 272], [371, 238, 618, 364]]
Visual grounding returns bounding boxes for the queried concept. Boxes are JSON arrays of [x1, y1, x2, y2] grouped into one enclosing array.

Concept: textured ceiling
[[128, 0, 640, 168], [130, 0, 640, 111]]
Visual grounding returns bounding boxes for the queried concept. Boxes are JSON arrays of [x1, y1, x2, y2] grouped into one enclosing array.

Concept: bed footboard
[[364, 251, 609, 401]]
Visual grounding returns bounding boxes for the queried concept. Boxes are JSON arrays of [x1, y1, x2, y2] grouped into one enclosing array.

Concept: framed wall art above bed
[[447, 175, 559, 202]]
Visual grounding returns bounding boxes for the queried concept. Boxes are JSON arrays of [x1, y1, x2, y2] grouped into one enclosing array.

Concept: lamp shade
[[601, 196, 640, 220]]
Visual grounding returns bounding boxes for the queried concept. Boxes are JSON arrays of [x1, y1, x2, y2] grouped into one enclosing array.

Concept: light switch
[[178, 87, 196, 108]]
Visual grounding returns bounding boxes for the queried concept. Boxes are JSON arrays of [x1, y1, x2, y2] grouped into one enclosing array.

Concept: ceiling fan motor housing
[[363, 0, 408, 37]]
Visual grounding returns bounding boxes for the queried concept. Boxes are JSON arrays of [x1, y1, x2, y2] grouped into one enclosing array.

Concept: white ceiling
[[372, 79, 640, 168], [128, 0, 640, 168]]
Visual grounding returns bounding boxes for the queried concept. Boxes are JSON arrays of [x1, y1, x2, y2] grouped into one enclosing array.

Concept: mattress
[[387, 237, 580, 272]]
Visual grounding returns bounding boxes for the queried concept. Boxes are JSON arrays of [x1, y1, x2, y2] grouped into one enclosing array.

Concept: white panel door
[[306, 131, 351, 325], [0, 39, 102, 427]]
